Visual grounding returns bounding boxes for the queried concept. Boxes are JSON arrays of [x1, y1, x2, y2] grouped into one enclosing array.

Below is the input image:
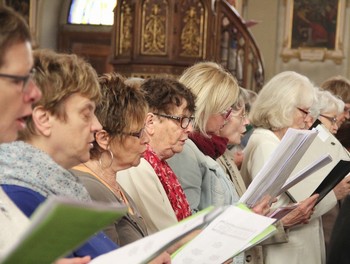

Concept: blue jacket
[[1, 184, 118, 259]]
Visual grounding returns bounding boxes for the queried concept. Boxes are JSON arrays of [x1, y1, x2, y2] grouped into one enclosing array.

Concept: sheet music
[[172, 205, 276, 264], [239, 128, 318, 207]]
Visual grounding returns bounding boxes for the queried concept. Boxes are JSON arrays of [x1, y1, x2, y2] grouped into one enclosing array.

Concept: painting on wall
[[281, 0, 345, 64]]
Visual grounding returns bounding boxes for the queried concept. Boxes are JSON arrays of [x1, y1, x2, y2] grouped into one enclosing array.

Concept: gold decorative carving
[[119, 1, 132, 55], [141, 0, 167, 55], [179, 1, 206, 58]]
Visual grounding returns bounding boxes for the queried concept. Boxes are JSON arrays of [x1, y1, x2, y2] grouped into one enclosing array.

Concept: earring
[[98, 148, 114, 169]]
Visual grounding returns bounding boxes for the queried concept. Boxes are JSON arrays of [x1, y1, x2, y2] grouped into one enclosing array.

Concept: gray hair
[[250, 71, 316, 130], [310, 89, 345, 119]]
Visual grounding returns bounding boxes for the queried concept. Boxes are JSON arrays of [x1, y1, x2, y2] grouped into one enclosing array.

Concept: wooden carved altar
[[111, 0, 265, 92]]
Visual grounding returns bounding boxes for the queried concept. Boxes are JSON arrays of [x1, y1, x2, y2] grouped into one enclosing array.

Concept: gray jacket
[[168, 139, 239, 212]]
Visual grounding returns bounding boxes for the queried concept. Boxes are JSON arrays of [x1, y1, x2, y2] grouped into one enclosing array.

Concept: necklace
[[81, 162, 125, 203]]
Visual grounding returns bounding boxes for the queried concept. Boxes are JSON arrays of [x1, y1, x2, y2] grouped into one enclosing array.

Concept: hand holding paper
[[280, 194, 318, 228]]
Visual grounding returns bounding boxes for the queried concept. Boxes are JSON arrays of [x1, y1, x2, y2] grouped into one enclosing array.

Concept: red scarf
[[189, 132, 228, 159], [143, 145, 191, 221]]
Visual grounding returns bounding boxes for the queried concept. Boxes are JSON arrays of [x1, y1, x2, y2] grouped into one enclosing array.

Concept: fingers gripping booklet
[[0, 196, 127, 264]]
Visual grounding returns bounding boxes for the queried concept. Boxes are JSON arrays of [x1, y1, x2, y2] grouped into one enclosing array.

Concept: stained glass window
[[68, 0, 116, 25]]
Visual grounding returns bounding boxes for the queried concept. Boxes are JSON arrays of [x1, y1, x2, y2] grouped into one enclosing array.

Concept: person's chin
[[1, 130, 18, 144]]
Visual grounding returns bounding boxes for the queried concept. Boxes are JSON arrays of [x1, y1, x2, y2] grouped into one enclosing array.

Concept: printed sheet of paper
[[90, 207, 221, 264], [171, 205, 276, 264], [240, 128, 318, 207]]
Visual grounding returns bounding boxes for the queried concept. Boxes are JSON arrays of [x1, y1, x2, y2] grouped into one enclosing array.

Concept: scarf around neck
[[0, 141, 91, 202], [143, 145, 191, 221], [189, 132, 228, 159]]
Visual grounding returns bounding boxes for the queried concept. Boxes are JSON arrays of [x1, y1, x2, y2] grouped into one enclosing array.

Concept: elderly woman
[[240, 71, 343, 264], [306, 89, 347, 253], [307, 89, 345, 134], [321, 75, 350, 127], [117, 77, 196, 234], [217, 88, 249, 196]]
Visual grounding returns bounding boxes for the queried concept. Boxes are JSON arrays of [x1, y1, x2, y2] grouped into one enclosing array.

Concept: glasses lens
[[181, 117, 189, 129], [22, 69, 36, 92], [180, 117, 194, 129]]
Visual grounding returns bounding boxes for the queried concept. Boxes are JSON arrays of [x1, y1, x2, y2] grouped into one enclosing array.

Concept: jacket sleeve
[[167, 141, 204, 213]]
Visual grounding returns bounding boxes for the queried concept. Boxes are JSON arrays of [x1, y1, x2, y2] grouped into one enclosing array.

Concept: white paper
[[172, 206, 276, 264], [239, 128, 318, 207], [288, 124, 350, 202], [277, 154, 332, 196], [90, 207, 221, 264]]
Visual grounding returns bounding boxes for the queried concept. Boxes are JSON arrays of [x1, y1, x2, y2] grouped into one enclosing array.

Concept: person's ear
[[31, 106, 52, 136], [144, 113, 155, 136], [95, 130, 110, 150]]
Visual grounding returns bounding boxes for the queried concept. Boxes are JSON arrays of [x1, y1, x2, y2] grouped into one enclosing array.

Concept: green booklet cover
[[0, 196, 127, 264]]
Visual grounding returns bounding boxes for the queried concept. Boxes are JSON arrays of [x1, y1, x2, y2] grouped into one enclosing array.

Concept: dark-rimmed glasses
[[296, 107, 310, 117], [0, 68, 36, 92], [153, 113, 194, 129], [319, 114, 337, 125]]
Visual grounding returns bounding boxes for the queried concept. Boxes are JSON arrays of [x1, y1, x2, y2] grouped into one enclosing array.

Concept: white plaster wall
[[36, 0, 64, 50]]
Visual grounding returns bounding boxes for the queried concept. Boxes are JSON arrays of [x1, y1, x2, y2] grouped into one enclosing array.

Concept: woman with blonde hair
[[168, 62, 270, 213]]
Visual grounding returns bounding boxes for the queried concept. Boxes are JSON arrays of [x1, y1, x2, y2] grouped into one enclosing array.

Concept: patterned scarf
[[189, 132, 228, 159], [143, 145, 191, 221], [0, 141, 91, 202]]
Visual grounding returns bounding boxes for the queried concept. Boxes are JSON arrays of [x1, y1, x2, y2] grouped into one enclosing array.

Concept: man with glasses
[[0, 4, 42, 251], [0, 6, 97, 264]]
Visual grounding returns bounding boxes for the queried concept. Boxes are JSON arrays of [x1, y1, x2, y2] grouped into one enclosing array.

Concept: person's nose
[[24, 79, 42, 103], [91, 114, 102, 133]]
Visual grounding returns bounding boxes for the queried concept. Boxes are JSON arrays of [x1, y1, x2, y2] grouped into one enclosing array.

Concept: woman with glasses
[[118, 77, 196, 234], [167, 62, 272, 215], [308, 89, 344, 135], [71, 73, 172, 263], [307, 88, 348, 255], [321, 75, 350, 127], [72, 73, 151, 245], [166, 62, 241, 214], [240, 71, 334, 264]]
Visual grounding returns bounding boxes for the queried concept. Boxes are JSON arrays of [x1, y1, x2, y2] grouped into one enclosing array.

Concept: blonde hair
[[179, 61, 239, 136]]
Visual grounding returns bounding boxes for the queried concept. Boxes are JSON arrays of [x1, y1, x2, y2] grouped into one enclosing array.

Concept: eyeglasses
[[319, 114, 338, 125], [296, 107, 310, 117], [0, 68, 36, 92], [123, 127, 145, 139], [231, 111, 247, 124], [153, 113, 194, 129], [221, 107, 233, 119]]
